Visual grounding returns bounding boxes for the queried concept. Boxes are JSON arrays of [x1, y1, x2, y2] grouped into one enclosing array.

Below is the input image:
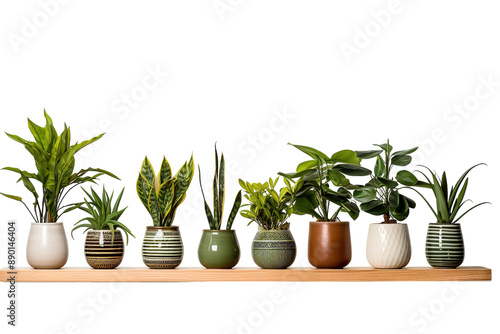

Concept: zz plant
[[239, 177, 296, 230], [353, 139, 420, 223], [408, 164, 490, 224], [71, 187, 135, 244], [1, 111, 119, 223], [278, 144, 373, 222], [199, 145, 242, 230], [136, 155, 194, 227]]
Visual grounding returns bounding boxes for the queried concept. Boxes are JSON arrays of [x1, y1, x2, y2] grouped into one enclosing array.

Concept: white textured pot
[[27, 222, 69, 269], [366, 223, 411, 269]]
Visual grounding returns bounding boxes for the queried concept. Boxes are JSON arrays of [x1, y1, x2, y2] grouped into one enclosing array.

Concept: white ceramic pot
[[366, 223, 411, 269], [26, 222, 69, 269]]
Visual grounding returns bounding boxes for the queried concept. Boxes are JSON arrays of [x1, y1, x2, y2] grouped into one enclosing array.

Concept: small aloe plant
[[409, 164, 490, 224], [71, 187, 135, 244], [199, 145, 242, 230], [136, 155, 195, 227]]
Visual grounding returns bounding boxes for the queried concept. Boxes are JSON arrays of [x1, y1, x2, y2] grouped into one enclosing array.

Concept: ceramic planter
[[308, 221, 352, 269], [198, 230, 240, 269], [142, 226, 183, 269], [366, 223, 411, 269], [251, 229, 296, 269], [27, 222, 69, 269], [426, 223, 464, 268], [85, 230, 124, 269]]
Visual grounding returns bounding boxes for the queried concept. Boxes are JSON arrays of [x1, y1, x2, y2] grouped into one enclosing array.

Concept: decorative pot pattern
[[366, 223, 411, 269], [308, 221, 352, 269], [252, 229, 296, 269], [142, 226, 183, 269], [27, 222, 68, 269], [198, 230, 240, 269], [426, 223, 464, 268], [85, 230, 124, 269]]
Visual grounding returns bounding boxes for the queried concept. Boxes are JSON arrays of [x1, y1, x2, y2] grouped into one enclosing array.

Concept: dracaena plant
[[278, 144, 373, 222], [71, 187, 135, 244], [1, 111, 119, 223], [408, 164, 490, 224], [199, 145, 242, 230], [353, 139, 419, 223], [239, 177, 295, 230], [136, 155, 194, 227]]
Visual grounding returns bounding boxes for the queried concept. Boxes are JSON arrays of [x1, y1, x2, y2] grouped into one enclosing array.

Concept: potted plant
[[408, 164, 490, 268], [136, 155, 194, 269], [279, 144, 372, 269], [71, 187, 135, 269], [1, 111, 119, 269], [198, 145, 242, 269], [353, 140, 419, 269], [239, 177, 297, 269]]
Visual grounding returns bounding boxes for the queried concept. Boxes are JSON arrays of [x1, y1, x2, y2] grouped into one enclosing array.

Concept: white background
[[1, 1, 499, 334]]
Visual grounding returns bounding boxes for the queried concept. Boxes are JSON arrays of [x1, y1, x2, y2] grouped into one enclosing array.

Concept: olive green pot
[[251, 229, 296, 269], [198, 230, 241, 269]]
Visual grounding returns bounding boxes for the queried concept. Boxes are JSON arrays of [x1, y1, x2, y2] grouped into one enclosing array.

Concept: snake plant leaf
[[226, 190, 242, 230], [218, 154, 225, 226], [374, 157, 385, 177], [213, 169, 219, 228], [355, 150, 383, 159], [391, 155, 412, 166], [392, 147, 418, 157], [159, 157, 172, 186], [158, 179, 175, 218], [136, 173, 152, 211], [140, 157, 156, 186], [396, 170, 418, 186], [330, 150, 361, 165], [199, 168, 216, 230], [287, 143, 329, 160], [147, 188, 161, 226]]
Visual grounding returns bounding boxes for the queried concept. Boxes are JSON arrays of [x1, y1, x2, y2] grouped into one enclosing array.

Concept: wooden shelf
[[0, 267, 491, 282]]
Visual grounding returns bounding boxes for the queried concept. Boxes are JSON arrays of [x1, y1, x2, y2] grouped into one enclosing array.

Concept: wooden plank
[[0, 267, 491, 282]]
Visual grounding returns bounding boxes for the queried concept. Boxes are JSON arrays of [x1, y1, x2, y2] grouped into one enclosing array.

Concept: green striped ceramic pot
[[198, 230, 241, 269], [142, 226, 183, 269], [251, 229, 296, 269], [85, 230, 124, 269], [425, 223, 464, 268]]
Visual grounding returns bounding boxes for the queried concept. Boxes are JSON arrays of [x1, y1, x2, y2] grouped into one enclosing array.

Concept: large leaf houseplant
[[136, 155, 194, 269], [409, 164, 490, 268], [1, 111, 119, 269], [278, 143, 373, 269], [198, 145, 242, 269], [355, 139, 419, 269]]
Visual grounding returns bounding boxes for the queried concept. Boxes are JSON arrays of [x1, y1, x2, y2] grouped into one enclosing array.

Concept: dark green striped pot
[[426, 223, 464, 268], [85, 230, 124, 269], [142, 226, 183, 269], [251, 229, 296, 269], [198, 230, 241, 269]]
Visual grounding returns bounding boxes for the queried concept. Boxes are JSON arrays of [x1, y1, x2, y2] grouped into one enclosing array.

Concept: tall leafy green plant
[[408, 164, 490, 224], [278, 144, 373, 222], [239, 177, 295, 230], [136, 155, 194, 227], [199, 145, 242, 230], [353, 139, 419, 223], [1, 111, 119, 223]]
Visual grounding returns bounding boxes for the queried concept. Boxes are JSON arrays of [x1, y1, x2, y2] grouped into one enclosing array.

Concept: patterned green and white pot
[[251, 229, 296, 269], [142, 226, 184, 269], [85, 230, 124, 269], [426, 223, 464, 268]]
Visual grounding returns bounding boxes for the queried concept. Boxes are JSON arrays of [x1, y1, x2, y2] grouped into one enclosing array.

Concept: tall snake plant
[[136, 155, 195, 227], [199, 145, 242, 230]]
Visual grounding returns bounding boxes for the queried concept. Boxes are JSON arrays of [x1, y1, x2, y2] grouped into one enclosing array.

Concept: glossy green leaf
[[374, 157, 385, 177], [396, 170, 418, 186], [353, 187, 376, 203], [354, 150, 382, 159]]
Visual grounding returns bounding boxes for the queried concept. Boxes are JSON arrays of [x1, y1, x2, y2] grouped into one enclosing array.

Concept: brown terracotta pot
[[308, 221, 352, 268]]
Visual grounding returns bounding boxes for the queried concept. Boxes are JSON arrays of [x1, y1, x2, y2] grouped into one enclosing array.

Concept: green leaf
[[354, 150, 382, 159], [139, 157, 156, 186], [396, 170, 418, 186], [158, 179, 175, 218], [341, 201, 360, 220], [296, 160, 317, 172], [391, 155, 412, 166], [0, 193, 23, 201], [330, 150, 360, 165], [360, 200, 387, 215], [374, 142, 392, 153], [353, 187, 376, 203], [288, 143, 328, 160], [392, 147, 418, 157], [147, 188, 161, 226], [136, 173, 152, 211], [218, 154, 226, 226], [278, 169, 315, 179], [159, 157, 172, 185], [374, 157, 385, 177], [226, 190, 242, 230], [327, 170, 349, 187], [391, 195, 409, 221], [388, 189, 400, 207], [332, 164, 371, 176], [293, 197, 322, 220], [377, 177, 398, 188]]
